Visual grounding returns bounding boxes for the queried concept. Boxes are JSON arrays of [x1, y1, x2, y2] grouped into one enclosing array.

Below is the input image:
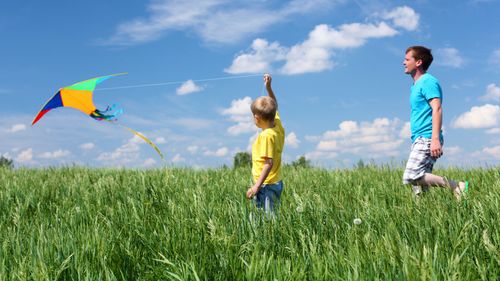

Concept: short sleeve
[[422, 79, 442, 101], [257, 133, 275, 159]]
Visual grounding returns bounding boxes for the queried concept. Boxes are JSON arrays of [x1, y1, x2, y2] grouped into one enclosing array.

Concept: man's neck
[[411, 69, 426, 83]]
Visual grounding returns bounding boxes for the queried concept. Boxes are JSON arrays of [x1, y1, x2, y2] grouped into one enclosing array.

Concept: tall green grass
[[0, 166, 498, 280]]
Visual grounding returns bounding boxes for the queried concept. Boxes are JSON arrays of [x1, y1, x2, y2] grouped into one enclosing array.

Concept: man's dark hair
[[406, 46, 433, 71]]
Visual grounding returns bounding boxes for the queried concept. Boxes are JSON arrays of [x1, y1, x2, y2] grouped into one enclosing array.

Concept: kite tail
[[90, 104, 123, 121]]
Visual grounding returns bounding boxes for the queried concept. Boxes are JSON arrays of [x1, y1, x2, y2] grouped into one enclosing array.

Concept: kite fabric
[[32, 73, 164, 160]]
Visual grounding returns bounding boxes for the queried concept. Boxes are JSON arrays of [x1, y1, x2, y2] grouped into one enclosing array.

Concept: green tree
[[291, 155, 311, 169], [0, 156, 13, 169], [233, 152, 251, 168]]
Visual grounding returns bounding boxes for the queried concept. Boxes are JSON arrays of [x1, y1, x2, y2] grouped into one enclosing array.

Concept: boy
[[402, 46, 468, 198], [246, 74, 285, 213]]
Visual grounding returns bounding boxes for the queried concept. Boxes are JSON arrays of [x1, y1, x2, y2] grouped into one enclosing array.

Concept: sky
[[1, 0, 499, 168]]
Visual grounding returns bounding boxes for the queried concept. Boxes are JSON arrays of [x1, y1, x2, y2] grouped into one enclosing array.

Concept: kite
[[32, 73, 164, 160]]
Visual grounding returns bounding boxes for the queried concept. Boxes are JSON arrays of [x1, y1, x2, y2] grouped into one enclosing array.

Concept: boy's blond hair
[[251, 96, 276, 121]]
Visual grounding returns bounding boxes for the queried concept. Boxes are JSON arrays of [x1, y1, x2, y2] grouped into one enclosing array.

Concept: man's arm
[[429, 98, 442, 159], [246, 158, 273, 199], [264, 74, 277, 106]]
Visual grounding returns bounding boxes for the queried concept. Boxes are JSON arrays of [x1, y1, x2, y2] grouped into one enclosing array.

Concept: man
[[402, 46, 468, 198]]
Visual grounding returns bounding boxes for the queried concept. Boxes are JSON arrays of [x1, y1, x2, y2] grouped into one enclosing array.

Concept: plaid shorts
[[402, 137, 441, 184]]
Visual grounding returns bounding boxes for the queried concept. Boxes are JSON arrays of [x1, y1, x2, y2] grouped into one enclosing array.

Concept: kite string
[[96, 73, 263, 91]]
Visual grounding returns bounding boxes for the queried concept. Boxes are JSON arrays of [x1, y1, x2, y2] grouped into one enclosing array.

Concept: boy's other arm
[[264, 74, 277, 106], [429, 98, 442, 159], [246, 158, 273, 199]]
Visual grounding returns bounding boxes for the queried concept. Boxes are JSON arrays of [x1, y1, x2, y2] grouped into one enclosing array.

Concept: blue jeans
[[254, 181, 283, 213]]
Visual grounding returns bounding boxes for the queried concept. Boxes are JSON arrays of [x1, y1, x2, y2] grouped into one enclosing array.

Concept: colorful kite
[[32, 73, 164, 160]]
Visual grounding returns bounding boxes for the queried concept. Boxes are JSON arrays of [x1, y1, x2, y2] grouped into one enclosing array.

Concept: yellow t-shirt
[[252, 111, 285, 184]]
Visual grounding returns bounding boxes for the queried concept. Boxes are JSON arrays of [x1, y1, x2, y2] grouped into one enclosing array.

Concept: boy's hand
[[246, 185, 259, 199], [264, 73, 272, 88], [263, 73, 277, 104]]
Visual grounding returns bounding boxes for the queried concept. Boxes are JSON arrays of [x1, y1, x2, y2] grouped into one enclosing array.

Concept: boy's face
[[403, 51, 422, 74], [253, 114, 263, 128]]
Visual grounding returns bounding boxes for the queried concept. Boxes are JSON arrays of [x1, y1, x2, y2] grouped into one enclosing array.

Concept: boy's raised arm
[[264, 74, 277, 106]]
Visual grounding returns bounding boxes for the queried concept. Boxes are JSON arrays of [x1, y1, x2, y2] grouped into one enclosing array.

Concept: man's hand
[[246, 185, 259, 199], [430, 138, 442, 159]]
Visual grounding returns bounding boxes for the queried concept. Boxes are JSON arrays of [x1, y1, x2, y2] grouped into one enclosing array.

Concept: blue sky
[[1, 0, 499, 168]]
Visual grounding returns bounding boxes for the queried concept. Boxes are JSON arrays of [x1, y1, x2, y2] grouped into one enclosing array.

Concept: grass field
[[0, 166, 498, 280]]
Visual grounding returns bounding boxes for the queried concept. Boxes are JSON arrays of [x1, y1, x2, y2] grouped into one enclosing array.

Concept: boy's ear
[[416, 59, 423, 67]]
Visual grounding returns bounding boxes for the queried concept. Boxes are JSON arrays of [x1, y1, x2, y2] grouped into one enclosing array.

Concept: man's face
[[403, 51, 421, 74]]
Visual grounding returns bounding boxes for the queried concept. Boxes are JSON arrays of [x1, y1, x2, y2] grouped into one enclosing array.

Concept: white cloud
[[381, 6, 419, 31], [15, 148, 34, 164], [143, 158, 157, 167], [80, 142, 96, 150], [307, 117, 406, 159], [226, 6, 417, 75], [7, 124, 26, 133], [204, 147, 229, 157], [482, 145, 500, 159], [225, 39, 286, 74], [39, 149, 71, 159], [187, 145, 199, 154], [105, 0, 338, 45], [176, 80, 203, 95], [489, 49, 500, 66], [97, 136, 143, 165], [445, 146, 463, 156], [155, 137, 167, 144], [452, 104, 500, 129], [174, 118, 215, 130], [400, 122, 411, 139], [435, 48, 465, 68], [221, 96, 257, 135], [486, 127, 500, 134], [480, 83, 500, 102], [172, 153, 185, 163], [285, 132, 300, 148]]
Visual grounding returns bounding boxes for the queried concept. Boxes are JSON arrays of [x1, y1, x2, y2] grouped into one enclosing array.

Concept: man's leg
[[416, 173, 466, 198]]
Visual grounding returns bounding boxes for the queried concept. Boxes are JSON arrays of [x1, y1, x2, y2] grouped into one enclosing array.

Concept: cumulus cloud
[[155, 137, 167, 144], [445, 146, 463, 156], [221, 96, 257, 135], [306, 117, 406, 160], [226, 6, 417, 75], [97, 135, 143, 165], [39, 149, 71, 159], [225, 39, 286, 74], [435, 48, 465, 68], [486, 128, 500, 134], [480, 83, 500, 102], [204, 147, 229, 157], [176, 80, 203, 95], [187, 145, 199, 154], [173, 118, 215, 130], [7, 124, 26, 133], [400, 122, 411, 139], [489, 49, 500, 66], [15, 148, 34, 164], [172, 153, 186, 163], [452, 104, 500, 129], [143, 158, 157, 167], [482, 145, 500, 159], [285, 132, 300, 148], [381, 5, 419, 31], [104, 0, 338, 45], [80, 142, 96, 150]]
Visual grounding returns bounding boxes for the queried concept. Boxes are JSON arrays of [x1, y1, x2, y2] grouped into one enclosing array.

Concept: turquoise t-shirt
[[409, 73, 443, 142]]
